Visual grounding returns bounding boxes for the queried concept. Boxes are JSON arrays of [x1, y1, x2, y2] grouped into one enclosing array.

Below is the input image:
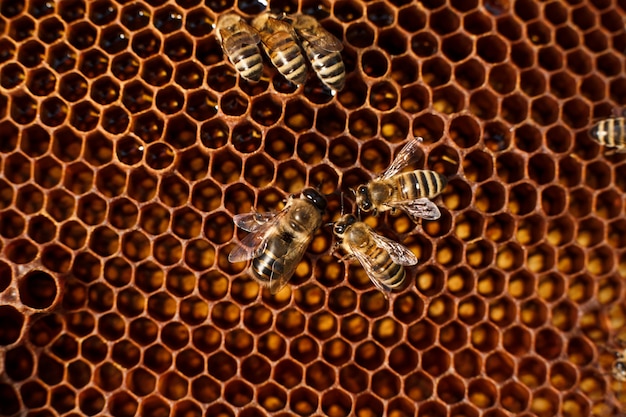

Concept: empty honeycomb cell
[[466, 89, 499, 123], [361, 49, 389, 79], [232, 123, 262, 155], [476, 35, 508, 65], [5, 237, 39, 264], [378, 27, 407, 56], [421, 346, 451, 377], [454, 59, 493, 91], [89, 76, 121, 107], [25, 67, 58, 99], [9, 14, 35, 42], [132, 28, 162, 59], [0, 62, 25, 90], [366, 1, 394, 27], [80, 48, 112, 80], [115, 136, 144, 166], [441, 33, 475, 65]]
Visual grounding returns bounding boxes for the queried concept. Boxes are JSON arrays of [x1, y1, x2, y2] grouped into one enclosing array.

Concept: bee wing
[[380, 137, 424, 180], [293, 23, 343, 52], [386, 197, 442, 221], [233, 211, 277, 232], [348, 247, 392, 293], [370, 232, 418, 266], [266, 234, 313, 294], [220, 22, 261, 54], [228, 212, 284, 263]]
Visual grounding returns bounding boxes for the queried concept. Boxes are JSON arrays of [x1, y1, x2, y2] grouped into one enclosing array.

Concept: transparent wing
[[228, 211, 284, 263], [370, 232, 418, 266], [385, 197, 441, 221], [233, 211, 277, 232], [346, 242, 392, 293], [267, 235, 312, 294], [381, 137, 424, 180]]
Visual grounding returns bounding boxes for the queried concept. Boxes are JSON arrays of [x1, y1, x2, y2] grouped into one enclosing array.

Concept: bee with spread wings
[[333, 214, 418, 293], [228, 188, 326, 294], [354, 137, 447, 221]]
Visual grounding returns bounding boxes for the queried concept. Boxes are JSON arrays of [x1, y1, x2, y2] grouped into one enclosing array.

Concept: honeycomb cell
[[422, 346, 451, 377]]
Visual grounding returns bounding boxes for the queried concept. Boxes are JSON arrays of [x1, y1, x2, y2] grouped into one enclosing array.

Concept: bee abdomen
[[269, 36, 307, 84], [306, 46, 345, 90], [399, 170, 447, 200], [590, 117, 625, 148], [232, 44, 263, 81], [365, 246, 405, 288]]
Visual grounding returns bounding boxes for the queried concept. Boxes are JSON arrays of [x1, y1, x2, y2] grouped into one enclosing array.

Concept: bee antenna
[[340, 191, 345, 216]]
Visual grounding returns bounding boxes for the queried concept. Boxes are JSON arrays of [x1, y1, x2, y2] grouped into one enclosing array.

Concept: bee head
[[333, 214, 356, 236], [302, 188, 327, 212], [355, 185, 372, 211]]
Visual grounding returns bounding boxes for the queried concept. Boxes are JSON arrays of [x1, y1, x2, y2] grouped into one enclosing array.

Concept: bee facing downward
[[281, 13, 345, 92], [229, 188, 327, 294], [333, 214, 418, 293], [216, 12, 263, 82], [252, 12, 308, 86], [355, 137, 447, 221], [589, 116, 626, 153]]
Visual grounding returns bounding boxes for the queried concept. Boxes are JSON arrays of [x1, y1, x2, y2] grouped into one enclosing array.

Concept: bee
[[613, 339, 626, 382], [228, 188, 327, 294], [251, 12, 308, 86], [333, 214, 418, 293], [282, 13, 345, 92], [589, 117, 626, 153], [354, 137, 447, 221], [216, 12, 264, 82]]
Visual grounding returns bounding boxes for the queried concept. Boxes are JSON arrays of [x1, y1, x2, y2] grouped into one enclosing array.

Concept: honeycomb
[[1, 0, 626, 416]]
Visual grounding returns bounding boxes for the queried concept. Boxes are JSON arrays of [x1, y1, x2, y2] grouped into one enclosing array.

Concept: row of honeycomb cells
[[1, 0, 626, 416]]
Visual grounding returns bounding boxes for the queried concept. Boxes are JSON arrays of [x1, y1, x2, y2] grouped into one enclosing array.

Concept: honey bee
[[216, 12, 264, 82], [354, 137, 447, 221], [282, 13, 345, 92], [612, 339, 626, 382], [589, 117, 626, 153], [228, 188, 327, 294], [614, 351, 626, 382], [333, 214, 418, 293], [251, 12, 308, 86]]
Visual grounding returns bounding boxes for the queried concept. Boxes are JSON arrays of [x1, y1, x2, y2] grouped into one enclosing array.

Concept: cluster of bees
[[229, 137, 447, 295], [216, 11, 346, 92]]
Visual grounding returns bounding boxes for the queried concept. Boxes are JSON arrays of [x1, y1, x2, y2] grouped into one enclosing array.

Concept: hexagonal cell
[[345, 21, 374, 48], [132, 28, 162, 58], [430, 8, 460, 35], [67, 20, 98, 51], [361, 49, 388, 78]]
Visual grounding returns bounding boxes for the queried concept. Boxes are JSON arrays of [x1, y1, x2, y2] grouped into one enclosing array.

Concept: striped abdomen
[[227, 34, 263, 82], [394, 170, 447, 200], [251, 233, 292, 286], [265, 33, 308, 85], [303, 41, 345, 91], [589, 117, 626, 149], [359, 238, 405, 289]]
